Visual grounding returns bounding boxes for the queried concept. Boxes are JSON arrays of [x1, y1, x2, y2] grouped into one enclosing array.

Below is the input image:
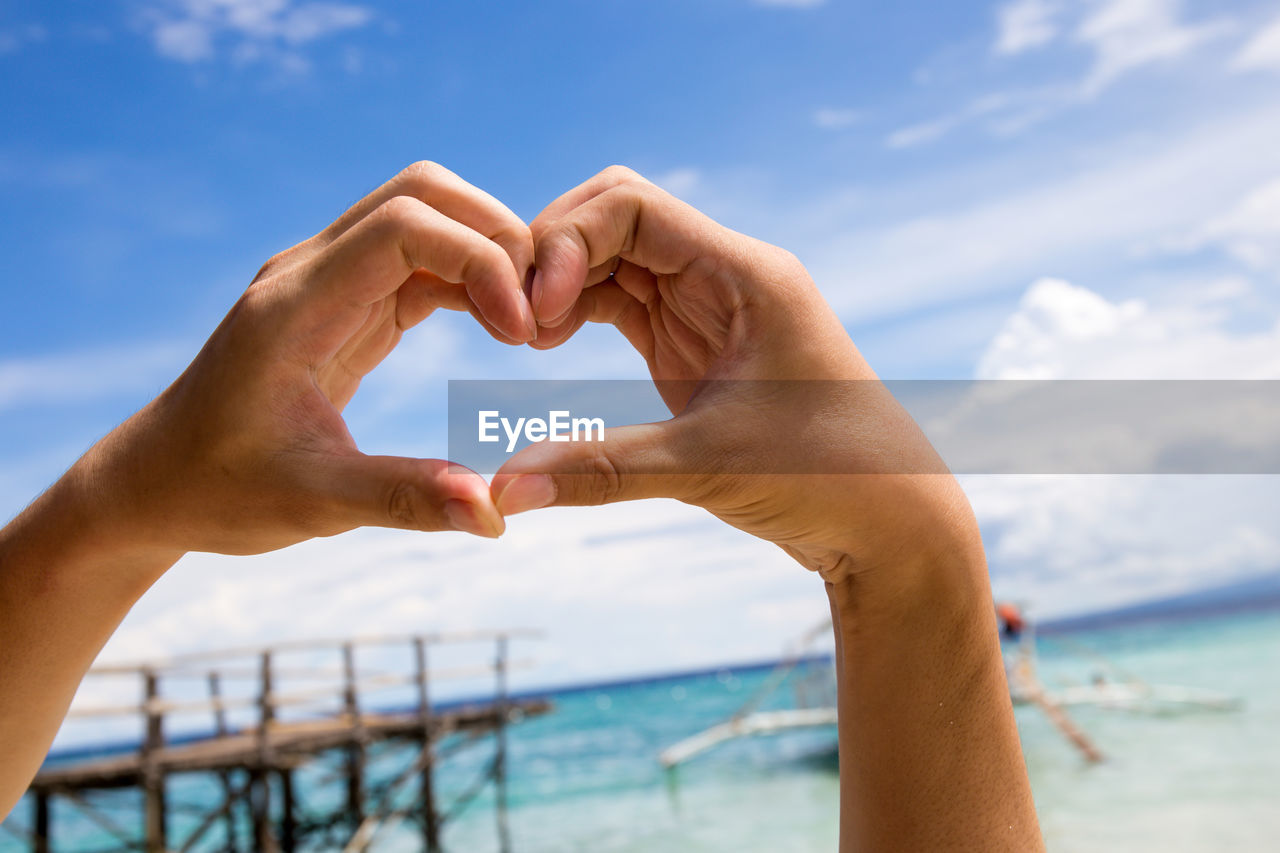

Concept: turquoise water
[[4, 607, 1278, 851]]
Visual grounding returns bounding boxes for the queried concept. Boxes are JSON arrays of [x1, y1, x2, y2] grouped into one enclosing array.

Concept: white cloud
[[276, 3, 370, 43], [153, 18, 215, 61], [1232, 13, 1280, 72], [962, 277, 1280, 621], [1074, 0, 1228, 96], [1181, 176, 1280, 270], [813, 107, 861, 129], [977, 278, 1280, 380], [962, 0, 1231, 143], [918, 279, 1280, 482], [883, 89, 1047, 149], [0, 23, 47, 56], [653, 167, 701, 198], [0, 342, 188, 412], [995, 0, 1060, 55], [353, 317, 463, 415], [1233, 13, 1280, 72], [965, 474, 1280, 618], [884, 117, 957, 149], [144, 0, 373, 66], [813, 104, 1280, 321]]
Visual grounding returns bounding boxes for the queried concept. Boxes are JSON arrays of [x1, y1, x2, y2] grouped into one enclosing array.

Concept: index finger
[[303, 195, 534, 352], [531, 171, 731, 326], [528, 164, 650, 239], [324, 161, 535, 278]]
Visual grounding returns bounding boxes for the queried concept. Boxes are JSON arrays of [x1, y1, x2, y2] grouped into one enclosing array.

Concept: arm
[[0, 162, 535, 818], [494, 166, 1043, 851]]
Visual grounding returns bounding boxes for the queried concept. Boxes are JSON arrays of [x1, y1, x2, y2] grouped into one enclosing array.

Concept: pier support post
[[494, 636, 511, 853], [279, 768, 297, 853], [142, 669, 167, 853], [33, 791, 50, 853], [249, 772, 276, 853], [208, 670, 241, 852], [342, 643, 366, 832], [413, 637, 442, 852], [253, 652, 279, 852]]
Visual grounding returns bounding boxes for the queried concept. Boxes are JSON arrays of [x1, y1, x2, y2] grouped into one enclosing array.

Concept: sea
[[3, 604, 1278, 852]]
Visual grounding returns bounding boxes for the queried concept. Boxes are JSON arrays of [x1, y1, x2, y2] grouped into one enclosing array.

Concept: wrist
[[6, 411, 189, 602], [821, 522, 991, 631], [789, 473, 984, 581]]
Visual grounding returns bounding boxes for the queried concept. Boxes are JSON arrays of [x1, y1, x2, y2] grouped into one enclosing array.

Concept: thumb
[[490, 421, 700, 515], [322, 453, 505, 538]]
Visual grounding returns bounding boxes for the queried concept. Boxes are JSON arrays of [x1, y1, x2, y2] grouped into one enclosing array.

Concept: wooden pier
[[4, 631, 549, 853]]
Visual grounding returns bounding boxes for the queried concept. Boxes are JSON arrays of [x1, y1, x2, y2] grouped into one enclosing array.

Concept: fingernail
[[530, 269, 544, 316], [496, 474, 556, 516], [509, 289, 536, 342], [445, 499, 502, 538]]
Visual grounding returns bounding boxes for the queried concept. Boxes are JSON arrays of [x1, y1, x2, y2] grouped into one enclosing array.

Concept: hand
[[86, 161, 538, 558], [491, 166, 971, 584], [490, 167, 1040, 853]]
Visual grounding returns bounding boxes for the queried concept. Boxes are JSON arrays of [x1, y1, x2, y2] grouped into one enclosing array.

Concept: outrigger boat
[[659, 603, 1241, 770]]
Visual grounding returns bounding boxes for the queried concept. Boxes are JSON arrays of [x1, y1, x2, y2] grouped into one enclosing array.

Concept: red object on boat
[[996, 602, 1024, 636]]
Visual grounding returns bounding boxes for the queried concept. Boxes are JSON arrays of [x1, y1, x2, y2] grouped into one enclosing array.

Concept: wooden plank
[[82, 630, 543, 674], [31, 632, 547, 853], [67, 659, 537, 718], [35, 700, 553, 790]]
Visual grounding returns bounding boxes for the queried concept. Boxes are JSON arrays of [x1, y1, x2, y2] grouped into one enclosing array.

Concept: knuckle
[[629, 179, 667, 209], [398, 160, 449, 193], [380, 193, 424, 221], [584, 444, 624, 505], [537, 220, 577, 259], [601, 164, 645, 186], [771, 246, 805, 273], [374, 195, 426, 233], [459, 238, 505, 283], [387, 480, 422, 528], [769, 246, 811, 284], [252, 246, 302, 282], [738, 238, 807, 282], [492, 221, 534, 256]]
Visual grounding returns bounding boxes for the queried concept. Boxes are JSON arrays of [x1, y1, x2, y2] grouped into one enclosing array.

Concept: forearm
[[0, 427, 181, 818], [821, 506, 1043, 852]]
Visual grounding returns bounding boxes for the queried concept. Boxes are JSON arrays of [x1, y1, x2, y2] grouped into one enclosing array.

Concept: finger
[[395, 269, 471, 325], [528, 164, 651, 240], [311, 195, 536, 345], [322, 161, 535, 278], [531, 178, 726, 326], [528, 167, 653, 323], [529, 251, 642, 331], [395, 270, 527, 346], [490, 421, 699, 514], [529, 281, 655, 361], [323, 453, 505, 538]]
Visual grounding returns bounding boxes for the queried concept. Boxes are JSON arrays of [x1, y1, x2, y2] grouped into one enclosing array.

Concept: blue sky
[[3, 0, 1280, 738]]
